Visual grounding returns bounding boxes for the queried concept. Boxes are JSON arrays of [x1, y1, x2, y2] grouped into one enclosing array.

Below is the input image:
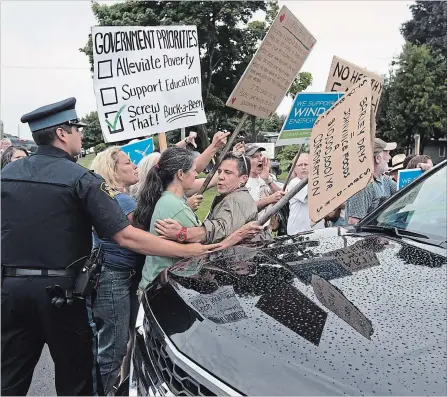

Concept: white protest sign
[[92, 26, 207, 143], [325, 56, 384, 115], [309, 78, 373, 223], [189, 286, 248, 325], [226, 5, 316, 118]]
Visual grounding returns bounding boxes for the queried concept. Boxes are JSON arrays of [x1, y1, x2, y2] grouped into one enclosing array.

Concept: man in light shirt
[[286, 152, 325, 235], [243, 144, 285, 227]]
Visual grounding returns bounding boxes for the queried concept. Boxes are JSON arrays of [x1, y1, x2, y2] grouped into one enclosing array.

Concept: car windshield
[[366, 162, 447, 243]]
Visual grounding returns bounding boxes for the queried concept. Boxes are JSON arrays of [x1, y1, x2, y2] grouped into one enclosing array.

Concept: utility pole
[[17, 124, 20, 139], [0, 120, 4, 140]]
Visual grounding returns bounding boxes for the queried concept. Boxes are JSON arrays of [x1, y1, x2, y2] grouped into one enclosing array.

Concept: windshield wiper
[[357, 225, 446, 248]]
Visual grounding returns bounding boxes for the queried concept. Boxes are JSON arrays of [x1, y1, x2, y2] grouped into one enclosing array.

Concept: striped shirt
[[346, 174, 397, 221]]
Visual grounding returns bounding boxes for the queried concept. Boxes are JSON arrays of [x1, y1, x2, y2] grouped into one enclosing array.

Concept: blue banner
[[121, 137, 154, 165], [397, 168, 423, 189], [276, 92, 344, 146]]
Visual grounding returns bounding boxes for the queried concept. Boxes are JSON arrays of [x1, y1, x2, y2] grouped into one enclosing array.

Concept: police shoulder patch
[[100, 182, 117, 199]]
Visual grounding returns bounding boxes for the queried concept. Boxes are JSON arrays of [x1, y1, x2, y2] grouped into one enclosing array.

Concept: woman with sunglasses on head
[[134, 149, 264, 293]]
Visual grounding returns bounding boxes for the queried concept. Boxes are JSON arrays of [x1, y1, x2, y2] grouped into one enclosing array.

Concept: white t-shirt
[[286, 177, 324, 235], [246, 176, 271, 227]]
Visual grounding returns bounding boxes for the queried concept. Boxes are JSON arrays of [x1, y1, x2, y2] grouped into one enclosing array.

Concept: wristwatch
[[176, 227, 188, 243]]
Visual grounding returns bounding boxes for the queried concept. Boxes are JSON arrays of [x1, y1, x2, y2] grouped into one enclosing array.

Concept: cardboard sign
[[120, 137, 154, 165], [309, 78, 373, 223], [226, 6, 316, 118], [311, 275, 374, 340], [92, 26, 207, 143], [325, 56, 384, 115], [397, 168, 423, 189], [276, 92, 344, 146]]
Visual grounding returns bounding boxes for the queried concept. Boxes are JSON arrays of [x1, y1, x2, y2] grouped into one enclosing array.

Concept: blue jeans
[[93, 266, 140, 394]]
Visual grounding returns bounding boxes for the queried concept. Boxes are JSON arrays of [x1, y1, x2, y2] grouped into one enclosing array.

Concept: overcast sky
[[1, 0, 413, 140]]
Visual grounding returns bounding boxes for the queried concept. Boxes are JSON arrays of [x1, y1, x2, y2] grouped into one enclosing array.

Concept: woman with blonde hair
[[90, 146, 143, 394]]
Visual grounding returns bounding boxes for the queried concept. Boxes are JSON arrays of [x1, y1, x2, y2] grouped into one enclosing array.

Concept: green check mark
[[105, 104, 126, 130]]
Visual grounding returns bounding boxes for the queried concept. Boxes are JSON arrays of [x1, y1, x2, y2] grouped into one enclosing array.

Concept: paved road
[[28, 345, 56, 396]]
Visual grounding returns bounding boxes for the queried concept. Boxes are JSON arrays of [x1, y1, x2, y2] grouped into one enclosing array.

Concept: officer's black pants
[[1, 276, 96, 396]]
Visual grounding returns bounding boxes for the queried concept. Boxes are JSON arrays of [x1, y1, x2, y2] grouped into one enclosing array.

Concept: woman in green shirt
[[134, 147, 262, 292], [134, 147, 202, 291]]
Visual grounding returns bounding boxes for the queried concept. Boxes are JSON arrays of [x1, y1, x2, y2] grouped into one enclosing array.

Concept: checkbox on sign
[[105, 106, 125, 134], [100, 87, 118, 106], [97, 60, 113, 79]]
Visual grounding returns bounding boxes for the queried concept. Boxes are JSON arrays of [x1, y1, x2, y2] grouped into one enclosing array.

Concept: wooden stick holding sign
[[257, 177, 308, 226], [197, 113, 249, 195], [159, 132, 168, 153], [282, 144, 305, 191]]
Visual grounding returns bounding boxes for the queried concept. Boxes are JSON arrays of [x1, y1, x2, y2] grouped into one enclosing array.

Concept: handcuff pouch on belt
[[46, 247, 104, 308], [73, 247, 104, 298]]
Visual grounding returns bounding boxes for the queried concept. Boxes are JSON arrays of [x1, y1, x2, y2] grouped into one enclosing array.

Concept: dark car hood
[[144, 228, 447, 396]]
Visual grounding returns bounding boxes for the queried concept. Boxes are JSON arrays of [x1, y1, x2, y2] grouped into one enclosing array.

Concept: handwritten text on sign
[[309, 78, 373, 223], [92, 26, 207, 143], [325, 56, 384, 115], [226, 5, 316, 118]]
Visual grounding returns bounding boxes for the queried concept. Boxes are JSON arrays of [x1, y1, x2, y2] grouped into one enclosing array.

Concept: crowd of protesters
[[1, 124, 434, 394]]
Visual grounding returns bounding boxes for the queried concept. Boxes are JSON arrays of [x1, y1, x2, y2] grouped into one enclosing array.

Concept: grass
[[197, 187, 217, 222], [78, 153, 96, 169]]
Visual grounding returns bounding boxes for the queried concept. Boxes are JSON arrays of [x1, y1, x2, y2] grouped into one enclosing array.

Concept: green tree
[[81, 111, 104, 149], [384, 43, 447, 152], [401, 1, 447, 56], [287, 72, 313, 98]]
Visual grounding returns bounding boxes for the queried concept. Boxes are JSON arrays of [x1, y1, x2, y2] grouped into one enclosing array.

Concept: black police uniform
[[1, 98, 130, 396]]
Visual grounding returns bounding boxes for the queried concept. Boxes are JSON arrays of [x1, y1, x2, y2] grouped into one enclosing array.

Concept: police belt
[[2, 267, 78, 278]]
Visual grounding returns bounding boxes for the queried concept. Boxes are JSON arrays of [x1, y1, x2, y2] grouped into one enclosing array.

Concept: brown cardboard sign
[[226, 5, 316, 118], [309, 78, 374, 223], [325, 56, 384, 115]]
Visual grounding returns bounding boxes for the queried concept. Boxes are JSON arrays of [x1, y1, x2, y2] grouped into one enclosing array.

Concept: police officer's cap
[[21, 97, 87, 133]]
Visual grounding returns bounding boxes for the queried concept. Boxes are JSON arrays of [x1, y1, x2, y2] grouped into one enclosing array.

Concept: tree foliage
[[377, 43, 447, 152], [81, 111, 104, 149], [288, 72, 313, 99], [401, 1, 447, 57]]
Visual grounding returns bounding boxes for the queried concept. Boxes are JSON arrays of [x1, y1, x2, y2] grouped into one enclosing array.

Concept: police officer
[[1, 97, 220, 396]]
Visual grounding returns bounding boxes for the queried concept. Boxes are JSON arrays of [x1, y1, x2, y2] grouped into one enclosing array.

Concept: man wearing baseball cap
[[346, 138, 397, 225], [238, 143, 285, 228]]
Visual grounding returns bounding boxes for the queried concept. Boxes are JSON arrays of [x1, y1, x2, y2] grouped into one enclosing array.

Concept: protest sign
[[397, 168, 423, 189], [309, 78, 374, 223], [325, 56, 384, 114], [189, 286, 248, 325], [311, 275, 374, 340], [92, 26, 207, 143], [120, 137, 154, 165], [276, 92, 344, 146], [261, 142, 275, 159], [226, 5, 316, 118]]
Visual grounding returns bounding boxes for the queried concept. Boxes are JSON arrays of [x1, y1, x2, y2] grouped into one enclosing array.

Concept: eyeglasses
[[232, 151, 249, 175]]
